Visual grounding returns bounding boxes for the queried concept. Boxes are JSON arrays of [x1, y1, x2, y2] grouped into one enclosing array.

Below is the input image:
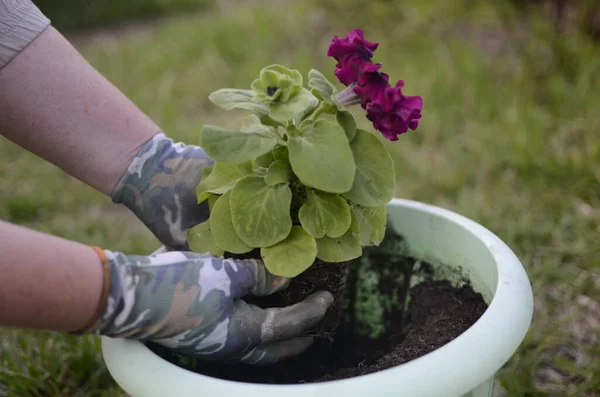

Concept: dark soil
[[147, 276, 487, 383], [316, 279, 488, 380]]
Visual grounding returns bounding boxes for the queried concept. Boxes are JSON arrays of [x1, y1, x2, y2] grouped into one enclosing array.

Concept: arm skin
[[0, 220, 103, 332], [0, 26, 157, 196], [0, 25, 212, 250]]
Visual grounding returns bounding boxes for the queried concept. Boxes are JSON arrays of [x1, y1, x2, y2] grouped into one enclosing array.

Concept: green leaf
[[252, 65, 304, 104], [297, 118, 314, 132], [255, 151, 276, 168], [273, 146, 289, 162], [308, 69, 336, 101], [288, 119, 355, 193], [200, 125, 277, 163], [299, 190, 351, 238], [269, 88, 317, 123], [207, 194, 219, 212], [264, 160, 291, 186], [293, 95, 319, 125], [201, 164, 214, 180], [241, 114, 276, 135], [310, 88, 324, 101], [196, 161, 253, 203], [259, 115, 283, 127], [316, 212, 362, 262], [210, 191, 252, 254], [186, 221, 224, 256], [352, 204, 387, 246], [343, 129, 395, 207], [258, 64, 303, 88], [208, 89, 268, 116], [336, 110, 357, 141], [230, 176, 292, 247], [261, 226, 317, 277]]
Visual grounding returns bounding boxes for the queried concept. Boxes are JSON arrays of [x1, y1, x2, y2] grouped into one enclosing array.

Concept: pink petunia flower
[[353, 63, 389, 109], [328, 29, 379, 86], [366, 81, 423, 141], [329, 29, 423, 141]]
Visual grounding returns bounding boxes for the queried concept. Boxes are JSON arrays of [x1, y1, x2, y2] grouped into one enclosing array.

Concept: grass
[[32, 0, 213, 32], [1, 0, 599, 395]]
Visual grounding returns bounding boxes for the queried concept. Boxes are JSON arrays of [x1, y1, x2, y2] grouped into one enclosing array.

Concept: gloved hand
[[111, 133, 212, 251], [83, 249, 334, 365]]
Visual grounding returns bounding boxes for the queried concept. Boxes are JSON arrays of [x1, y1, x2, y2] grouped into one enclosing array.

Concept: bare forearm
[[0, 220, 103, 332], [0, 26, 158, 195]]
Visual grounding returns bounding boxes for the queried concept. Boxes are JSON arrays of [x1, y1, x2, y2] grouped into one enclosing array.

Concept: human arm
[[0, 24, 156, 197], [0, 220, 334, 364], [0, 13, 208, 250], [0, 220, 104, 331]]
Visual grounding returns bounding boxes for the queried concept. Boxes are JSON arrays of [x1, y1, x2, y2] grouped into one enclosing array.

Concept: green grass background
[[1, 0, 599, 395]]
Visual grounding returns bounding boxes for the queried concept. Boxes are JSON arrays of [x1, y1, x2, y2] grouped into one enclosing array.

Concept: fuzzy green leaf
[[201, 164, 214, 180], [259, 115, 283, 127], [288, 119, 355, 193], [299, 190, 351, 238], [261, 226, 317, 277], [207, 194, 219, 212], [200, 125, 277, 163], [208, 89, 268, 116], [292, 95, 319, 125], [241, 114, 275, 135], [230, 176, 292, 247], [273, 146, 289, 162], [316, 212, 362, 262], [336, 110, 357, 141], [308, 69, 336, 101], [255, 151, 276, 168], [186, 221, 224, 256], [352, 204, 387, 246], [269, 88, 317, 123], [196, 161, 253, 203], [343, 129, 395, 207], [264, 160, 291, 186], [252, 65, 304, 105], [210, 191, 252, 254]]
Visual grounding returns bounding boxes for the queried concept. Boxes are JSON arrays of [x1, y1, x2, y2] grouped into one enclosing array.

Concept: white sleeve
[[0, 0, 50, 70]]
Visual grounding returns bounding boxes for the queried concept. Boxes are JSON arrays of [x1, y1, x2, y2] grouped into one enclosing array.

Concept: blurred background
[[0, 0, 599, 395]]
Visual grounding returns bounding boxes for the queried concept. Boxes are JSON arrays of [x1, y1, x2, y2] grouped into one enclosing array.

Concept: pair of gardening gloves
[[82, 133, 334, 365]]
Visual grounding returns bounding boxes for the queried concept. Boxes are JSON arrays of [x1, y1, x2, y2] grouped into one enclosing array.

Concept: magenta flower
[[366, 81, 423, 141], [328, 29, 379, 86], [353, 63, 389, 109], [329, 29, 423, 141]]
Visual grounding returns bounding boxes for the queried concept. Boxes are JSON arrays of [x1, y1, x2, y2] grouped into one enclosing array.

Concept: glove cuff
[[74, 248, 142, 336], [72, 246, 112, 334], [110, 132, 168, 205]]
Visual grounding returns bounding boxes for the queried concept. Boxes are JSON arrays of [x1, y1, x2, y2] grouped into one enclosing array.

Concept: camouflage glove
[[84, 249, 334, 365], [111, 133, 212, 251]]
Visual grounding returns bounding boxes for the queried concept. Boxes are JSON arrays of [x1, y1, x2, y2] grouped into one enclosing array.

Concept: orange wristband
[[73, 246, 111, 334]]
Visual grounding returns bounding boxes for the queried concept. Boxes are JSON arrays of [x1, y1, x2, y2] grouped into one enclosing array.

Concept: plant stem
[[274, 128, 287, 145], [307, 102, 329, 121]]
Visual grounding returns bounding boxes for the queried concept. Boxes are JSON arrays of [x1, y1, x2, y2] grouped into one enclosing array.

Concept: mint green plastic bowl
[[101, 198, 533, 397]]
